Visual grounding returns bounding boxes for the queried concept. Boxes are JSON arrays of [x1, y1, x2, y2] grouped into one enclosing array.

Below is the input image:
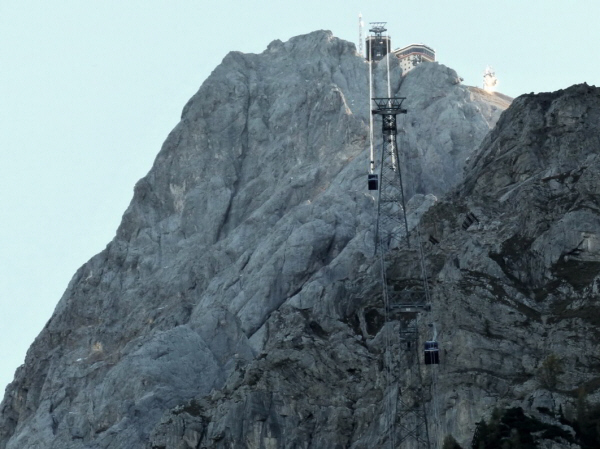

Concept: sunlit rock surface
[[0, 29, 538, 449]]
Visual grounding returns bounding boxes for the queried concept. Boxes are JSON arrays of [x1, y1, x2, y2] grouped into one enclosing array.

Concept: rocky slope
[[145, 87, 600, 449], [0, 30, 518, 449], [420, 83, 600, 448], [147, 84, 600, 449]]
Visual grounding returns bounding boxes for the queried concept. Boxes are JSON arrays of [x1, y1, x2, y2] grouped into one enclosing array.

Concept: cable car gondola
[[368, 173, 378, 190], [424, 340, 439, 365]]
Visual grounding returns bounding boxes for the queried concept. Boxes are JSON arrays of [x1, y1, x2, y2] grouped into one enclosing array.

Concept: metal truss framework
[[372, 97, 432, 449]]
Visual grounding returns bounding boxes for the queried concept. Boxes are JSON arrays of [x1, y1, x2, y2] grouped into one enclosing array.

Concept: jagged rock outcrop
[[0, 30, 512, 449], [417, 83, 600, 448]]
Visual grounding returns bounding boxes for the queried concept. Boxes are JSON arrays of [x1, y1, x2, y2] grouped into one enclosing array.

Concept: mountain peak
[[0, 31, 512, 449]]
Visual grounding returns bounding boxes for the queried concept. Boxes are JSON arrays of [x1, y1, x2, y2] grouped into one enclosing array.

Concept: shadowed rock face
[[0, 30, 511, 449], [414, 83, 600, 448]]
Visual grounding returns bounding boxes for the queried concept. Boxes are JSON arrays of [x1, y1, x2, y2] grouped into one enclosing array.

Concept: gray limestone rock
[[0, 30, 515, 449]]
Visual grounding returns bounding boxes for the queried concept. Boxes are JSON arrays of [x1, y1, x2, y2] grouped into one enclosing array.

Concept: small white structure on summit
[[392, 44, 436, 73], [483, 66, 498, 92]]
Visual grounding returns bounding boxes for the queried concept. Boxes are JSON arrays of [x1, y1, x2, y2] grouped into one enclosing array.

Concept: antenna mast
[[358, 13, 364, 57]]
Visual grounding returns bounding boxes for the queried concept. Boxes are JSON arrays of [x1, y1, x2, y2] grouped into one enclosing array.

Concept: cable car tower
[[372, 96, 432, 449], [367, 25, 437, 447]]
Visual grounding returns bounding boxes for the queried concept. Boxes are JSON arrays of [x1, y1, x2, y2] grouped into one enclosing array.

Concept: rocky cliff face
[[0, 30, 529, 449], [146, 84, 600, 449], [418, 83, 600, 447]]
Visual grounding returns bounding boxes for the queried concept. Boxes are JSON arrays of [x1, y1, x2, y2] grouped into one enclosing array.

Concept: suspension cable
[[417, 223, 441, 448], [431, 361, 442, 447], [379, 241, 396, 449], [369, 59, 375, 174], [416, 225, 432, 304], [382, 44, 399, 449], [385, 32, 392, 98]]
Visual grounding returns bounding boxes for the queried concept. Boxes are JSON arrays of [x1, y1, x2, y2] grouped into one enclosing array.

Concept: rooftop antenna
[[358, 13, 364, 57]]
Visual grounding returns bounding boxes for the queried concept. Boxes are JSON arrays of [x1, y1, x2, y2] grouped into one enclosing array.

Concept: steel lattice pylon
[[373, 98, 409, 250], [372, 97, 431, 449]]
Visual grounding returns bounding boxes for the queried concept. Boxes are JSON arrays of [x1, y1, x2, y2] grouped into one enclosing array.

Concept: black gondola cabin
[[368, 174, 378, 190], [424, 341, 439, 365]]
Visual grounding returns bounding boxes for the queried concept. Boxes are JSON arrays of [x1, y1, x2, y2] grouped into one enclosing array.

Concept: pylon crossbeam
[[372, 97, 407, 113]]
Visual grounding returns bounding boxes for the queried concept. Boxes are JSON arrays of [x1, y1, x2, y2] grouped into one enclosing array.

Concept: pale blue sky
[[1, 0, 599, 392]]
